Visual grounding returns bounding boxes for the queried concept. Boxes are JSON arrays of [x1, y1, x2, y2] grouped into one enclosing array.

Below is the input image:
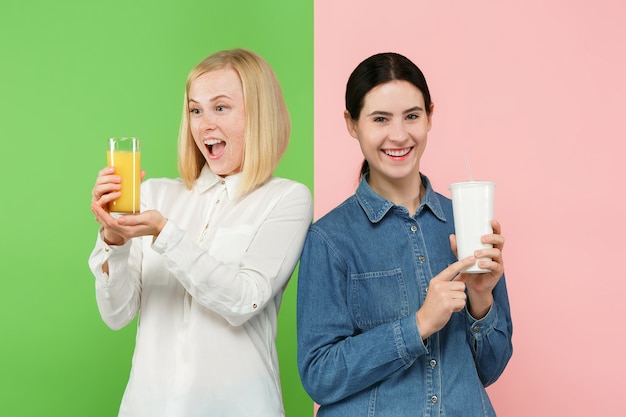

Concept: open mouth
[[384, 147, 412, 157], [204, 139, 226, 158]]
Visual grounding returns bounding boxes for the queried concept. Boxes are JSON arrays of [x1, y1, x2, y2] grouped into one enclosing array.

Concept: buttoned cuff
[[466, 303, 498, 337], [395, 314, 428, 367], [90, 229, 132, 287]]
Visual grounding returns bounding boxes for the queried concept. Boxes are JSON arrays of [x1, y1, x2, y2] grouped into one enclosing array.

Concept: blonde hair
[[177, 49, 290, 196]]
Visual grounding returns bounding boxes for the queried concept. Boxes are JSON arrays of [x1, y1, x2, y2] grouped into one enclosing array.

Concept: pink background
[[314, 1, 626, 415]]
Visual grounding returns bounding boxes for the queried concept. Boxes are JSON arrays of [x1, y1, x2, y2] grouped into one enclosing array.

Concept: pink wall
[[314, 1, 626, 415]]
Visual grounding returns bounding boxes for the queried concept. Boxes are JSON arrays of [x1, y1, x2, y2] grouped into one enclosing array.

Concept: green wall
[[0, 1, 313, 415]]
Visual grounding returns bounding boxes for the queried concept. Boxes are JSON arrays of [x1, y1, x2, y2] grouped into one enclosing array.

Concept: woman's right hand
[[415, 256, 476, 340], [91, 166, 125, 245]]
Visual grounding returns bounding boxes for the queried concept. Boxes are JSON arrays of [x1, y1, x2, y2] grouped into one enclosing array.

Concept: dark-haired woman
[[297, 52, 512, 416]]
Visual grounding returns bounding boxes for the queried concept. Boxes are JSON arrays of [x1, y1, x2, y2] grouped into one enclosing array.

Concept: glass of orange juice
[[107, 137, 141, 213]]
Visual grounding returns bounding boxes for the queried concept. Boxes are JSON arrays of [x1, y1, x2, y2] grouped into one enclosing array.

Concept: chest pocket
[[350, 268, 410, 330], [209, 225, 255, 266]]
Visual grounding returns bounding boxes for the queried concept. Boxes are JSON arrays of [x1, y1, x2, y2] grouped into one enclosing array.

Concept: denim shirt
[[297, 174, 513, 417]]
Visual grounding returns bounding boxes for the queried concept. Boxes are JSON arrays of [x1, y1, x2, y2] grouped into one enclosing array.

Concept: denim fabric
[[297, 174, 513, 417]]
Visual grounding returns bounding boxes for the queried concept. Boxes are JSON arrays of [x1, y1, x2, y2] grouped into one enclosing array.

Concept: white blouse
[[88, 166, 313, 417]]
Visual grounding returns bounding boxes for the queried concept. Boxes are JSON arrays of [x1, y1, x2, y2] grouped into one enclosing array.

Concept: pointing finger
[[435, 256, 476, 282]]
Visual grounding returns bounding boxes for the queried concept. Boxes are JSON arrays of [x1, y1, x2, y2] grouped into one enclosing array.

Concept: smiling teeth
[[385, 148, 410, 157], [204, 139, 223, 145]]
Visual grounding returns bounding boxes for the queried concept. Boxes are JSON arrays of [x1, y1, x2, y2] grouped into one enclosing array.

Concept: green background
[[0, 1, 313, 415]]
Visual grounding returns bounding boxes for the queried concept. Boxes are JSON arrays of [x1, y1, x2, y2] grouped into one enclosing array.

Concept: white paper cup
[[449, 181, 495, 273]]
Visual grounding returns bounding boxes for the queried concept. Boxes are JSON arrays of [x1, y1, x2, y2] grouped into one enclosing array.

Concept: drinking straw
[[464, 150, 474, 181]]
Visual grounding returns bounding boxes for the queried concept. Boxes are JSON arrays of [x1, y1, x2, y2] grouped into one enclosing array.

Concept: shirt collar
[[194, 164, 243, 200], [355, 172, 447, 223]]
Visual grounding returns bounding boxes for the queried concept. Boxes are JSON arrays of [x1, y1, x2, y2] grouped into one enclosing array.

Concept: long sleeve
[[152, 181, 312, 326], [297, 228, 428, 405], [88, 231, 142, 330], [467, 276, 514, 386]]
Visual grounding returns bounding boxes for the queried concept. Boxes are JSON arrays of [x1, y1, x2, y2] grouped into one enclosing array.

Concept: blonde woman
[[89, 49, 312, 417]]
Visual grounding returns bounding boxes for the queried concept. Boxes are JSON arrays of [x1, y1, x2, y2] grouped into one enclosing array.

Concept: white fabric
[[88, 166, 313, 417]]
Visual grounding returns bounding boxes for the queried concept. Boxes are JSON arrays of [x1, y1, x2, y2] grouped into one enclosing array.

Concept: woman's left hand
[[92, 203, 168, 243], [450, 219, 505, 319]]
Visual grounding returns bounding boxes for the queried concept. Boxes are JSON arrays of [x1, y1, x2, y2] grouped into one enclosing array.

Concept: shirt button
[[473, 326, 481, 332], [221, 180, 225, 185], [429, 359, 437, 368], [430, 395, 438, 404], [252, 303, 258, 309], [418, 255, 425, 262], [411, 225, 418, 232]]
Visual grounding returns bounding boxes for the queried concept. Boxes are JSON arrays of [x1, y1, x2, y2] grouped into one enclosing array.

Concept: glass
[[107, 137, 141, 213]]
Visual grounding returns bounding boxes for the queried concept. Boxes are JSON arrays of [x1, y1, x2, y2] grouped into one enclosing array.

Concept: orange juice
[[107, 149, 141, 213]]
